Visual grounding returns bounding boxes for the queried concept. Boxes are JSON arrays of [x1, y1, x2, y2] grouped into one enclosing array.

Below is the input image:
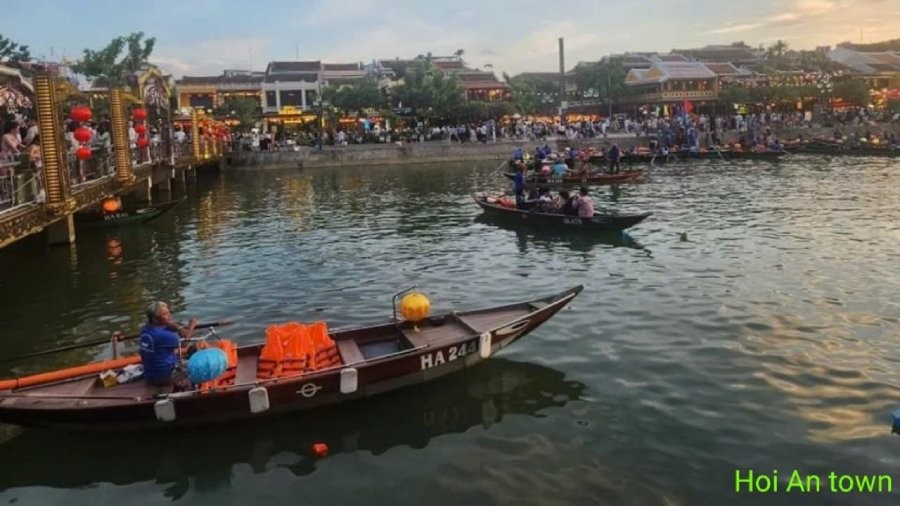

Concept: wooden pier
[[0, 71, 229, 250]]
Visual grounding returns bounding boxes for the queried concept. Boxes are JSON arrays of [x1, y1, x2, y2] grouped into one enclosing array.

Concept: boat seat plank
[[336, 340, 365, 365], [458, 308, 530, 333], [402, 320, 475, 347], [235, 354, 259, 384], [402, 329, 429, 348], [15, 376, 98, 397]]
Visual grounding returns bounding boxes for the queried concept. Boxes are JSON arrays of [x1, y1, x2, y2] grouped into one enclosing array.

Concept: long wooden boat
[[0, 357, 583, 487], [611, 149, 786, 164], [75, 198, 184, 228], [0, 286, 582, 431], [474, 214, 649, 252], [474, 195, 651, 232], [784, 142, 900, 157], [503, 170, 644, 186]]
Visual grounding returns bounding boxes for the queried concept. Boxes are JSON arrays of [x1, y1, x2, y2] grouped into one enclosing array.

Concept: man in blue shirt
[[140, 301, 197, 388]]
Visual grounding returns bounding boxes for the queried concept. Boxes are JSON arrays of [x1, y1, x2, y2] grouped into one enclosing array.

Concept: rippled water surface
[[0, 155, 898, 505]]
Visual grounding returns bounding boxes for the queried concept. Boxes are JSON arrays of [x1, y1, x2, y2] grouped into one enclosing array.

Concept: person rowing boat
[[134, 301, 198, 389]]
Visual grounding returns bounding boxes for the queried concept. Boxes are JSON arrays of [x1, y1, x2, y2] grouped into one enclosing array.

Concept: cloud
[[153, 37, 272, 77], [293, 0, 380, 28], [704, 22, 764, 35]]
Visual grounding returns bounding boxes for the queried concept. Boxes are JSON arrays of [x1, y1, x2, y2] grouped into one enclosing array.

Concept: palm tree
[[767, 40, 789, 59]]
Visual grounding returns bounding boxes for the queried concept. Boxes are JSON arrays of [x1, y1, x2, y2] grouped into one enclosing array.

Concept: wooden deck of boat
[[400, 308, 531, 348]]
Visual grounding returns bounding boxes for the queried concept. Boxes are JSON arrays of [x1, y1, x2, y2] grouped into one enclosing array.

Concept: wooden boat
[[474, 195, 651, 232], [0, 358, 583, 488], [474, 214, 649, 252], [0, 286, 582, 431], [784, 142, 900, 157], [75, 198, 184, 228], [503, 170, 643, 186]]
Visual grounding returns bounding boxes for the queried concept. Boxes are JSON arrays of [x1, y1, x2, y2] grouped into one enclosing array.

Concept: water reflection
[[0, 358, 584, 497], [473, 214, 651, 255]]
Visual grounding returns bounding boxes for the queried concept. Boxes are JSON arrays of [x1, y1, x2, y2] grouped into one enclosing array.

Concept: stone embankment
[[226, 126, 845, 169]]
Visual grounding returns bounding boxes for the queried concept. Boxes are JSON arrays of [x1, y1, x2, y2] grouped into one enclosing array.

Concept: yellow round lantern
[[400, 292, 431, 322]]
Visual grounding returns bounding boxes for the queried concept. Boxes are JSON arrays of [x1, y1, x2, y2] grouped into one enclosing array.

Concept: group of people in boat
[[516, 186, 595, 216], [512, 144, 626, 176]]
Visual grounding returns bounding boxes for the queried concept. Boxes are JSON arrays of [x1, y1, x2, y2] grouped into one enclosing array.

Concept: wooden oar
[[1, 320, 235, 362]]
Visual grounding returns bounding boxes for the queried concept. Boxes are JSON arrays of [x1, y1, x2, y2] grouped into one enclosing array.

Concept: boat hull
[[75, 198, 183, 228], [0, 286, 583, 431], [474, 196, 651, 232]]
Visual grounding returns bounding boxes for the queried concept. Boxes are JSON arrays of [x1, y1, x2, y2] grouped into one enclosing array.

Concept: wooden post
[[34, 72, 77, 245], [191, 108, 201, 160], [33, 72, 70, 207], [109, 89, 133, 183]]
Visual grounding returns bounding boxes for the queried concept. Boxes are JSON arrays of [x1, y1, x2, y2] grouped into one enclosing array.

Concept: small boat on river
[[0, 286, 582, 431], [474, 195, 651, 232], [75, 198, 184, 228], [503, 170, 644, 186]]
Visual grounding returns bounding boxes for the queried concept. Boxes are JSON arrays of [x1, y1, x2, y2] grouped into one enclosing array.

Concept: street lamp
[[597, 64, 613, 118]]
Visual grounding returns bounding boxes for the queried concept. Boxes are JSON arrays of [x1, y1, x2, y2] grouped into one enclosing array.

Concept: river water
[[0, 155, 897, 505]]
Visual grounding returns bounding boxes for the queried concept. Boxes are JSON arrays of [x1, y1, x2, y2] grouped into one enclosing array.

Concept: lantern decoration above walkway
[[70, 105, 92, 122], [74, 127, 92, 143], [75, 146, 92, 160], [69, 105, 94, 161], [131, 107, 149, 158]]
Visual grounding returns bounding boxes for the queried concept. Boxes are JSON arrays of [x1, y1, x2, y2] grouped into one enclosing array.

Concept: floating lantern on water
[[311, 442, 329, 457]]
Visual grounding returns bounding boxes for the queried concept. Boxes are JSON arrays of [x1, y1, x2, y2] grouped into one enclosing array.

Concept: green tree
[[717, 85, 751, 108], [833, 79, 870, 106], [505, 73, 559, 115], [767, 39, 789, 59], [571, 57, 627, 103], [0, 34, 30, 62], [213, 96, 260, 132], [392, 59, 464, 121], [324, 78, 386, 114], [71, 32, 156, 88]]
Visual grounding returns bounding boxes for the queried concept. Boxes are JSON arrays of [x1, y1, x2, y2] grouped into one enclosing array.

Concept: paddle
[[1, 320, 235, 362]]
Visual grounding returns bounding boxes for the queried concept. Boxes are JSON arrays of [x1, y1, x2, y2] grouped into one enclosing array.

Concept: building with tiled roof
[[454, 70, 510, 101], [827, 47, 900, 94], [174, 71, 264, 110], [261, 61, 323, 124], [624, 61, 718, 105]]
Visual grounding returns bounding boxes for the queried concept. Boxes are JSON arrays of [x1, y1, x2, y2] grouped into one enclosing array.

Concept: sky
[[3, 0, 898, 79]]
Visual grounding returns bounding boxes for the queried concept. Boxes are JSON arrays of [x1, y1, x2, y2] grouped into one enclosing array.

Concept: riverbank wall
[[226, 126, 841, 169]]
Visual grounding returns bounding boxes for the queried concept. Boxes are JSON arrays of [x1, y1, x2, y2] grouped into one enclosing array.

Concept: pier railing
[[68, 148, 115, 188], [0, 160, 42, 213]]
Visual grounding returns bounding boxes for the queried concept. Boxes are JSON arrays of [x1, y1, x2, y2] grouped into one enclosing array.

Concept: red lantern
[[70, 105, 92, 123], [75, 146, 92, 160], [132, 108, 147, 121], [74, 127, 93, 143], [136, 137, 149, 148], [134, 124, 147, 135]]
